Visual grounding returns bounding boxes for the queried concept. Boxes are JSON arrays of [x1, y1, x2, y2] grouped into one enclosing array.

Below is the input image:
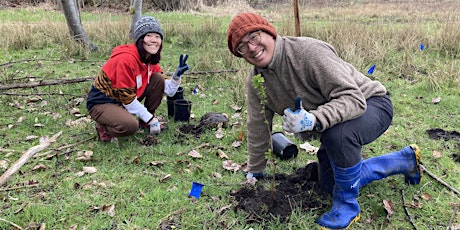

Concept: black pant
[[320, 95, 393, 168]]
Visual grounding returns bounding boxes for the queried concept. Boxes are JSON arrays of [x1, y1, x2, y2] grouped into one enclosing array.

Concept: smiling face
[[142, 32, 162, 55], [239, 31, 275, 68]]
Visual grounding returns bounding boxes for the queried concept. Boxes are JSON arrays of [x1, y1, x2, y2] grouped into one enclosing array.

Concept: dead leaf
[[222, 160, 240, 172], [432, 150, 442, 159], [102, 204, 115, 217], [421, 192, 432, 201], [17, 116, 25, 123], [241, 163, 249, 172], [217, 149, 228, 159], [300, 142, 319, 154], [132, 156, 140, 164], [215, 125, 224, 139], [232, 140, 242, 148], [231, 104, 242, 112], [83, 166, 97, 174], [383, 199, 394, 219], [188, 150, 203, 158], [75, 150, 93, 161], [26, 135, 39, 140], [0, 160, 9, 169], [238, 132, 244, 141], [32, 164, 48, 171], [70, 108, 81, 116], [149, 161, 167, 166], [432, 96, 441, 104], [159, 174, 171, 182], [213, 99, 219, 105], [211, 172, 222, 178]]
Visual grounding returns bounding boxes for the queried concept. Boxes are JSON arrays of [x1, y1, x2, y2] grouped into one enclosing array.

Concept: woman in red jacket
[[86, 16, 189, 142]]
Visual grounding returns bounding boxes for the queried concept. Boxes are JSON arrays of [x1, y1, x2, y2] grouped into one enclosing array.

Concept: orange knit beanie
[[227, 12, 277, 57]]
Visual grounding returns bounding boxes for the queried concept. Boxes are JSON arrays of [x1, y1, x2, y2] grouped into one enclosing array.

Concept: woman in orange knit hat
[[227, 12, 422, 230]]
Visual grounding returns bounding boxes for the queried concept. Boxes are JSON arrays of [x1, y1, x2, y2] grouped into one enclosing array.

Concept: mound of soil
[[230, 162, 330, 223], [426, 128, 460, 141]]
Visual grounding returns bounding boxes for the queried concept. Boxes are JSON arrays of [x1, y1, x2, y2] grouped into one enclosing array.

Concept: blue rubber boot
[[317, 160, 362, 230], [360, 144, 422, 188]]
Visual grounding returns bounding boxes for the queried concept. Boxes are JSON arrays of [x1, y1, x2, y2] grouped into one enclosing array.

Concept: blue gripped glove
[[148, 118, 161, 135], [282, 99, 316, 133], [172, 54, 189, 80], [244, 172, 265, 180]]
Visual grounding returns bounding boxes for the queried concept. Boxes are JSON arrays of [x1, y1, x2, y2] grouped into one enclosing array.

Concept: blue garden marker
[[367, 64, 376, 75], [420, 43, 425, 51], [189, 182, 204, 198], [193, 85, 198, 95]]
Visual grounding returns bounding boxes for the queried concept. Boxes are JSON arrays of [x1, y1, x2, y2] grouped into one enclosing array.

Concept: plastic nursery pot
[[272, 132, 299, 160], [173, 99, 192, 122], [189, 182, 204, 199], [167, 87, 184, 118]]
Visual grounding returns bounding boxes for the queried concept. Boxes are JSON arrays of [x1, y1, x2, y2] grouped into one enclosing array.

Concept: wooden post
[[293, 0, 301, 36]]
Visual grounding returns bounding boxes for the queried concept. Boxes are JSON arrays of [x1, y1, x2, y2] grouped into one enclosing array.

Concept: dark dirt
[[426, 128, 460, 142], [230, 163, 330, 223], [138, 134, 158, 146], [176, 112, 229, 139], [426, 128, 460, 162]]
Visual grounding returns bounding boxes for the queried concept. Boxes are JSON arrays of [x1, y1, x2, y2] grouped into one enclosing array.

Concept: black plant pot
[[272, 132, 299, 160]]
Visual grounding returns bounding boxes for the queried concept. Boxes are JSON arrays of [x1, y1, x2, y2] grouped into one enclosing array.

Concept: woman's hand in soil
[[149, 118, 161, 134], [245, 172, 265, 180]]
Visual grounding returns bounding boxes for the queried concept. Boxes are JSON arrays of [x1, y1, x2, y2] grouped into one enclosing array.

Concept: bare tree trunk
[[129, 0, 143, 40], [61, 0, 98, 51]]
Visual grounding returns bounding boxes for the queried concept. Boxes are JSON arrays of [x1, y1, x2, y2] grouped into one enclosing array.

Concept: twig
[[0, 183, 39, 192], [0, 217, 23, 230], [401, 189, 418, 230], [447, 206, 458, 230], [0, 131, 62, 187], [421, 165, 460, 195], [0, 69, 240, 91], [0, 77, 94, 90]]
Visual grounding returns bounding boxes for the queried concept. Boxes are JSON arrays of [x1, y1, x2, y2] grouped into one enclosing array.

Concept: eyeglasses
[[236, 31, 262, 55]]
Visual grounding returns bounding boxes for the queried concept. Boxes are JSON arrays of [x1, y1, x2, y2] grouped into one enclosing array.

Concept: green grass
[[1, 1, 459, 229]]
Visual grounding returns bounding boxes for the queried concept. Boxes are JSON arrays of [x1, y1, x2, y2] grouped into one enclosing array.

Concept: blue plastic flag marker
[[193, 85, 198, 95], [189, 182, 204, 198], [420, 43, 425, 51], [367, 64, 376, 75]]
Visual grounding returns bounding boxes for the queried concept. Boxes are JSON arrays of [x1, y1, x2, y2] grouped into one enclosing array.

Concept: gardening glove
[[282, 98, 316, 133], [172, 54, 189, 80], [148, 117, 161, 135], [245, 172, 265, 180]]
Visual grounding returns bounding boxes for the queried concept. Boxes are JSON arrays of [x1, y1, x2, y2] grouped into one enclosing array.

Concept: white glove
[[282, 107, 316, 133], [149, 118, 161, 135]]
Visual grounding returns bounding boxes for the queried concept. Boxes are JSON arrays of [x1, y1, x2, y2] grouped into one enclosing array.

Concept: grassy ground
[[0, 1, 459, 229]]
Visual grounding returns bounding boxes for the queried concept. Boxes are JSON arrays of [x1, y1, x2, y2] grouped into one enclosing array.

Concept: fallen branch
[[0, 77, 93, 90], [447, 205, 458, 230], [0, 217, 23, 230], [0, 183, 39, 192], [0, 131, 62, 187], [0, 69, 240, 91], [401, 189, 418, 230], [420, 165, 460, 195]]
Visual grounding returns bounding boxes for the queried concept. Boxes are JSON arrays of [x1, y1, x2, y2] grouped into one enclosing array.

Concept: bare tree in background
[[129, 0, 143, 40], [61, 0, 98, 51]]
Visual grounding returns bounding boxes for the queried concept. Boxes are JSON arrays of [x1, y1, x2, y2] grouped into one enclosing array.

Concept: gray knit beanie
[[134, 16, 164, 43]]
